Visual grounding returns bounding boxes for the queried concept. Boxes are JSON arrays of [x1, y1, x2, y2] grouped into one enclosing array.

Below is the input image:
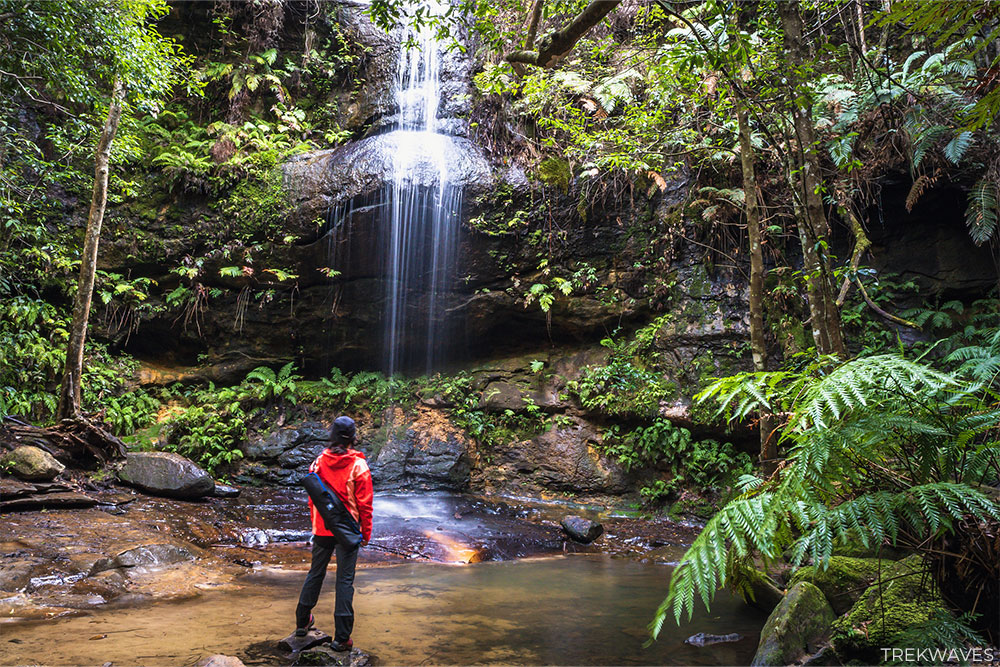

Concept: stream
[[1, 492, 767, 665]]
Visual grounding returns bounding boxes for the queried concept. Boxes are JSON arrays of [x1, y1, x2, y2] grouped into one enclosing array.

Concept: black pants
[[296, 535, 359, 642]]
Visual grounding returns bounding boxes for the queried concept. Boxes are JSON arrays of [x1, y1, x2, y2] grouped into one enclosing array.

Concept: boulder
[[789, 556, 884, 615], [117, 452, 214, 499], [560, 516, 604, 543], [751, 582, 836, 666], [831, 555, 946, 662], [1, 445, 64, 481]]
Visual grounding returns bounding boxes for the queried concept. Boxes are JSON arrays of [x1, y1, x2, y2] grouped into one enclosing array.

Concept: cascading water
[[324, 8, 463, 376], [383, 13, 463, 376]]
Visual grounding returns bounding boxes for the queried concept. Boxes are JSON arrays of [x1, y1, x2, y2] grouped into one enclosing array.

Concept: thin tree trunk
[[854, 0, 867, 54], [57, 78, 124, 420], [738, 103, 777, 471], [524, 0, 544, 49], [778, 0, 847, 357]]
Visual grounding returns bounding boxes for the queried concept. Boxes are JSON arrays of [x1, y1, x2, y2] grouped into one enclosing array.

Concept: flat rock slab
[[278, 630, 332, 652], [243, 637, 378, 666], [0, 491, 97, 512], [296, 646, 378, 666], [0, 477, 38, 499], [196, 655, 246, 667]]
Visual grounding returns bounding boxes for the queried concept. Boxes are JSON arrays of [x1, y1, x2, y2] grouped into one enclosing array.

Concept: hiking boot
[[295, 614, 315, 637], [331, 638, 353, 652]]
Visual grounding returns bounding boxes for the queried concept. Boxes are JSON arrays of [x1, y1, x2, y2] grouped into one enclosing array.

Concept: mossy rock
[[831, 555, 945, 662], [751, 582, 836, 666], [789, 556, 885, 615], [831, 531, 908, 560]]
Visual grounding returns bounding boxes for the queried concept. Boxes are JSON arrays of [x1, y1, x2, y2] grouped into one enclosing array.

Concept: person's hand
[[361, 539, 369, 548]]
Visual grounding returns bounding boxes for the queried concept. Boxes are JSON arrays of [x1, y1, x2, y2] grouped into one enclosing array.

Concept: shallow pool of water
[[1, 554, 765, 666]]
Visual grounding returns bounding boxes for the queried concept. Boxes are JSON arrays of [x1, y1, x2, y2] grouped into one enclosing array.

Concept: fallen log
[[1, 415, 127, 467]]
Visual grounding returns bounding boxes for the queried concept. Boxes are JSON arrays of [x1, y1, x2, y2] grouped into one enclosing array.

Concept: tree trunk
[[57, 78, 124, 420], [778, 0, 847, 357], [738, 103, 777, 471]]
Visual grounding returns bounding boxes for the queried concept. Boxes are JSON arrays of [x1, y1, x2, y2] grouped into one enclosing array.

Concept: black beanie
[[331, 416, 356, 445]]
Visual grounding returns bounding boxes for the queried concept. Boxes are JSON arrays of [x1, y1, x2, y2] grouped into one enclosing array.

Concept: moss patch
[[831, 555, 945, 662], [790, 556, 884, 615]]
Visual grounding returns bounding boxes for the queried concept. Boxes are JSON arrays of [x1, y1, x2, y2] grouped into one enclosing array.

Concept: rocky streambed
[[1, 469, 756, 662], [0, 429, 765, 666], [1, 485, 701, 622]]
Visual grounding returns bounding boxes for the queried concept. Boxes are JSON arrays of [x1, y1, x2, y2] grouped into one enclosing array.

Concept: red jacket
[[308, 447, 373, 542]]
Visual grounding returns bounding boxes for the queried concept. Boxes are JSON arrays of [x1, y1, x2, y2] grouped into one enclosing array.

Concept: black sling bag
[[301, 471, 363, 550]]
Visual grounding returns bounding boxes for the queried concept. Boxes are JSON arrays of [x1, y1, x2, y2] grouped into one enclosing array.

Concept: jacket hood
[[319, 447, 366, 471]]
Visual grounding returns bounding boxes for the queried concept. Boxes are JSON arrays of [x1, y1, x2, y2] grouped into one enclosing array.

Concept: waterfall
[[382, 11, 463, 376], [322, 6, 469, 376]]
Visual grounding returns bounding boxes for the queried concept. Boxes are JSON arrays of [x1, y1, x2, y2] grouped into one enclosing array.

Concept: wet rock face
[[282, 131, 494, 238], [560, 516, 604, 543], [241, 422, 331, 486], [118, 452, 215, 499], [1, 446, 65, 481], [367, 423, 472, 491], [242, 413, 473, 491], [331, 6, 398, 133], [481, 417, 630, 495]]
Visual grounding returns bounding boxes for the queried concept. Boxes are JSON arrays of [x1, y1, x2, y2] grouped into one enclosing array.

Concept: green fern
[[942, 131, 974, 164], [964, 177, 998, 246], [658, 351, 1000, 633]]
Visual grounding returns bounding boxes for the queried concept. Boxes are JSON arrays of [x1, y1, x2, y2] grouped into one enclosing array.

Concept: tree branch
[[855, 278, 921, 330], [505, 0, 621, 68]]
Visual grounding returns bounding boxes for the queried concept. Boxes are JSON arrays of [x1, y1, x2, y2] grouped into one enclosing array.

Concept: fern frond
[[965, 177, 998, 246], [942, 131, 974, 164], [245, 366, 276, 383]]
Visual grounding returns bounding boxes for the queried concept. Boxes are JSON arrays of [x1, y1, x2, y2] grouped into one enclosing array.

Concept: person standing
[[295, 416, 373, 651]]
